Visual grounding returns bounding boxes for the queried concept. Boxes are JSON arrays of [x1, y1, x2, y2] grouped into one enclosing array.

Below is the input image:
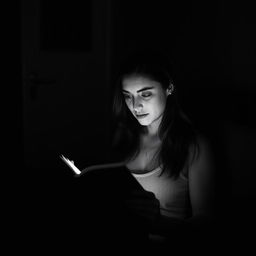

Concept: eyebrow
[[122, 86, 154, 93]]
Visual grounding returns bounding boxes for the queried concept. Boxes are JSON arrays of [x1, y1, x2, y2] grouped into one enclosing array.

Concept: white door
[[21, 0, 112, 179]]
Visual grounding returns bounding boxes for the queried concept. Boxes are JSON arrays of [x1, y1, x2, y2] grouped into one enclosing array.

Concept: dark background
[[13, 0, 256, 251]]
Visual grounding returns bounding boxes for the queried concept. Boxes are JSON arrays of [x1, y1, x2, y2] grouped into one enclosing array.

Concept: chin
[[137, 119, 151, 126]]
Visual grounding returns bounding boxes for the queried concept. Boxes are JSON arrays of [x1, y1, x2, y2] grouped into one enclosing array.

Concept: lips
[[136, 113, 149, 119]]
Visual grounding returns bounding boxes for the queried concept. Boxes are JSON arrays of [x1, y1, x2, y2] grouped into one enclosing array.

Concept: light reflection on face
[[122, 75, 168, 127]]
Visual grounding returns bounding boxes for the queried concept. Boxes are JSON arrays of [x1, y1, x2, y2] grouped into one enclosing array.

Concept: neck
[[145, 113, 163, 137]]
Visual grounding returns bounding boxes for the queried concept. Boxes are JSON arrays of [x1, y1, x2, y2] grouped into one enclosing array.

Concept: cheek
[[151, 98, 166, 114], [125, 101, 133, 112]]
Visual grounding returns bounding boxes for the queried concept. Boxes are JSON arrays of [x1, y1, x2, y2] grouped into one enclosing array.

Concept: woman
[[109, 51, 216, 245]]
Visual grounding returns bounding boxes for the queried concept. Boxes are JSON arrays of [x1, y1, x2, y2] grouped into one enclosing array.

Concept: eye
[[123, 94, 132, 101], [141, 92, 152, 98]]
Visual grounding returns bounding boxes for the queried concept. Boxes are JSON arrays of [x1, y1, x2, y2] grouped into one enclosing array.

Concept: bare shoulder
[[186, 133, 216, 186], [188, 134, 216, 217], [188, 133, 215, 167]]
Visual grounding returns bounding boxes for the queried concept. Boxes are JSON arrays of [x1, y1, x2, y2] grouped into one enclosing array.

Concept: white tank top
[[130, 166, 192, 219]]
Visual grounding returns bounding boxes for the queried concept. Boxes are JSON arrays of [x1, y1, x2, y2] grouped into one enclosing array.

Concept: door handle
[[24, 72, 56, 101], [25, 72, 56, 85]]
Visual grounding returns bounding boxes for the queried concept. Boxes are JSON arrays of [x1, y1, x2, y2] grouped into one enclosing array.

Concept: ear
[[166, 83, 174, 96]]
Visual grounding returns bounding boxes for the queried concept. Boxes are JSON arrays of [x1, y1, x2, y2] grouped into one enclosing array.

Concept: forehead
[[122, 75, 162, 92]]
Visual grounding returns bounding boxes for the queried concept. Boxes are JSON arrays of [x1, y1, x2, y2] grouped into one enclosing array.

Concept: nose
[[133, 98, 143, 114]]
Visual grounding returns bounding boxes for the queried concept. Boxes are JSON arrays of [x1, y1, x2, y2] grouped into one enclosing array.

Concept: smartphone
[[60, 154, 81, 175]]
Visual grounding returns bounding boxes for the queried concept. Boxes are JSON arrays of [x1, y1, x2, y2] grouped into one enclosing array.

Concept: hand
[[125, 189, 160, 225]]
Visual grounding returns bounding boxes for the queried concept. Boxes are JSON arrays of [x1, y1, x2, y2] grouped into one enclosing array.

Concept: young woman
[[108, 51, 216, 245]]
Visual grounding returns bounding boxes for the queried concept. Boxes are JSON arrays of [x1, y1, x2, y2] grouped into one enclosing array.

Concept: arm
[[151, 135, 216, 235], [188, 135, 216, 223]]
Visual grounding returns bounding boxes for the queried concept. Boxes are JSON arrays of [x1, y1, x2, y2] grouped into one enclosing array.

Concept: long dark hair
[[110, 51, 199, 179]]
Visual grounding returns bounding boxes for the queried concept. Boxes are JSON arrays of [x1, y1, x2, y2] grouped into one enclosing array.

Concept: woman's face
[[122, 75, 169, 127]]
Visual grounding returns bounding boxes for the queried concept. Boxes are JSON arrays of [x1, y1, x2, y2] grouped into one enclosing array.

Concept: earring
[[167, 83, 174, 95]]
